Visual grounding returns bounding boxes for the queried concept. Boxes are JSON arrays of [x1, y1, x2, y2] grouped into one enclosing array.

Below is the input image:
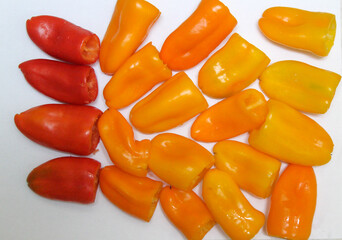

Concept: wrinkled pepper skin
[[203, 169, 265, 240], [100, 166, 163, 222], [259, 7, 336, 56], [19, 59, 98, 105], [160, 0, 237, 70], [191, 89, 268, 142], [14, 104, 102, 155], [26, 15, 100, 65], [249, 100, 334, 166], [214, 140, 281, 198], [27, 157, 101, 204], [103, 43, 172, 109], [99, 0, 160, 74], [160, 186, 215, 240], [149, 133, 214, 191], [199, 33, 270, 99], [97, 108, 150, 177], [259, 60, 341, 114], [267, 165, 317, 240], [130, 72, 208, 134]]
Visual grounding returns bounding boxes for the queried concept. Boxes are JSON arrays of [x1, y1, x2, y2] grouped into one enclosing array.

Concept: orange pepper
[[259, 60, 341, 114], [249, 100, 334, 166], [99, 165, 163, 222], [267, 164, 317, 240], [149, 133, 214, 191], [99, 0, 160, 74], [259, 7, 336, 56], [130, 72, 208, 134], [103, 43, 172, 109], [160, 186, 215, 240], [191, 89, 268, 142], [214, 140, 281, 198], [160, 0, 237, 70], [97, 108, 150, 177], [203, 169, 265, 240], [199, 33, 270, 98]]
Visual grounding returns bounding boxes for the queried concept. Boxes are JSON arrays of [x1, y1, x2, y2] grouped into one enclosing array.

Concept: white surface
[[0, 0, 341, 239]]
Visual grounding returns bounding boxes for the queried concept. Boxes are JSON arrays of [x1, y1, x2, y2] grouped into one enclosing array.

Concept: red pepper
[[27, 156, 101, 203], [26, 15, 100, 65], [14, 104, 102, 155], [19, 59, 98, 104]]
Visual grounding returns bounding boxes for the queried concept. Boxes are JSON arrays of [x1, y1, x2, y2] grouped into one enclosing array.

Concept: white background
[[0, 0, 341, 239]]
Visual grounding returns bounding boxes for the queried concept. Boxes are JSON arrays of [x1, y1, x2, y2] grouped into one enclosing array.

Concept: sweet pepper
[[130, 72, 208, 134], [149, 133, 214, 191], [259, 60, 341, 114], [191, 89, 268, 142], [100, 165, 163, 222], [100, 0, 160, 74], [199, 33, 270, 98], [103, 43, 172, 109], [259, 7, 336, 56], [160, 0, 237, 70], [249, 99, 334, 166]]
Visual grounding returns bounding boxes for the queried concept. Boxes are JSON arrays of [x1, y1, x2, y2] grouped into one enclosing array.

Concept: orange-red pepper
[[97, 108, 150, 177], [99, 0, 160, 74], [267, 164, 317, 240], [203, 169, 265, 240], [130, 72, 208, 134], [160, 186, 215, 240], [160, 0, 237, 70], [214, 140, 281, 198], [191, 89, 268, 142], [259, 7, 336, 56], [149, 133, 214, 191], [199, 33, 270, 98], [100, 166, 162, 222], [103, 43, 172, 109]]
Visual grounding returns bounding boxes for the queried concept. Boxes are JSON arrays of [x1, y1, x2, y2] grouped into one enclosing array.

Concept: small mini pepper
[[259, 60, 341, 114], [199, 33, 270, 99], [259, 7, 336, 56]]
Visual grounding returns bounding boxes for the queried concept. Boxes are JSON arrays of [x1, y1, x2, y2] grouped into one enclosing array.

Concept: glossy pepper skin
[[14, 104, 102, 155], [130, 72, 208, 134], [100, 166, 163, 222], [214, 140, 281, 198], [259, 7, 336, 56], [103, 43, 172, 109], [259, 60, 341, 114], [160, 0, 237, 70], [26, 15, 100, 64], [97, 108, 150, 177], [249, 100, 334, 166], [27, 157, 101, 204], [203, 169, 265, 240], [199, 33, 270, 99], [160, 186, 215, 240], [191, 89, 268, 142], [19, 59, 98, 105], [99, 0, 160, 74], [267, 165, 317, 240], [149, 133, 214, 191]]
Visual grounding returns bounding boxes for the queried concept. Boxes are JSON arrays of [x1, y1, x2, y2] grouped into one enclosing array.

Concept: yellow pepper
[[259, 60, 341, 114], [259, 7, 336, 56], [130, 72, 208, 134], [99, 0, 160, 74], [203, 169, 265, 240], [214, 140, 281, 198], [199, 33, 270, 98], [103, 43, 172, 109], [249, 99, 334, 166]]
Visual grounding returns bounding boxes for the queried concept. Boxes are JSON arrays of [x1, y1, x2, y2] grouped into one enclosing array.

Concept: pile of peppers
[[15, 0, 341, 239]]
